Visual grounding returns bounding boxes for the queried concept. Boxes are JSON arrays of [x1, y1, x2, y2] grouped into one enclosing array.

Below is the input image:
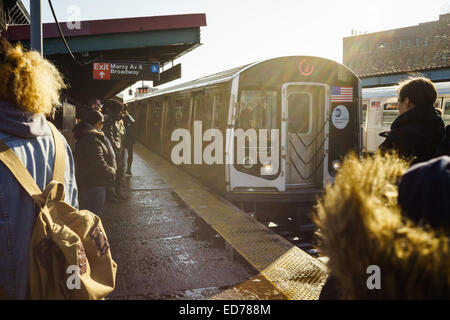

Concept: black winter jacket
[[123, 113, 137, 147], [379, 106, 445, 164], [75, 127, 116, 188]]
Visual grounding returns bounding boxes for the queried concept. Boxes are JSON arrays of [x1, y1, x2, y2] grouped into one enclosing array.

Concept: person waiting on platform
[[75, 110, 116, 216], [315, 152, 450, 299], [0, 38, 78, 299], [73, 99, 101, 142], [88, 98, 102, 112], [103, 99, 127, 200], [379, 77, 445, 165], [122, 104, 137, 175]]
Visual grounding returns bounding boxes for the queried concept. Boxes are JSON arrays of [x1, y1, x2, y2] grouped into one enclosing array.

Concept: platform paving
[[101, 145, 287, 300]]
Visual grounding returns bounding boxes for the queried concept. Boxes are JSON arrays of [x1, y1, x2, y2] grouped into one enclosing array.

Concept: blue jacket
[[0, 101, 78, 299]]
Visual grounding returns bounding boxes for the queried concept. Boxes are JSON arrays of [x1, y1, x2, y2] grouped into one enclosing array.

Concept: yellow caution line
[[135, 144, 329, 300]]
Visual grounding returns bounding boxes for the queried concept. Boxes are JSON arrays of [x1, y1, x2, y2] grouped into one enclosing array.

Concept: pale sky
[[22, 0, 450, 97]]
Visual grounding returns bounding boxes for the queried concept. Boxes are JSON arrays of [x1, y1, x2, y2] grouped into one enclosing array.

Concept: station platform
[[102, 143, 329, 300]]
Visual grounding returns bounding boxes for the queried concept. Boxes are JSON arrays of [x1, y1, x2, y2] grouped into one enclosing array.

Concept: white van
[[362, 81, 450, 153]]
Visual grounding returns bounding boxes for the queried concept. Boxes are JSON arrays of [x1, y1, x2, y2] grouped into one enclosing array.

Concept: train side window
[[444, 101, 450, 125], [434, 99, 441, 110], [193, 94, 210, 128], [212, 95, 225, 129], [382, 103, 399, 126], [202, 95, 213, 129], [172, 96, 190, 129], [151, 101, 162, 126], [237, 90, 277, 130], [193, 95, 203, 122]]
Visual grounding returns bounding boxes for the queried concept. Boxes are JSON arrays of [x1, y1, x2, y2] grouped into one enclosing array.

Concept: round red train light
[[299, 59, 314, 76]]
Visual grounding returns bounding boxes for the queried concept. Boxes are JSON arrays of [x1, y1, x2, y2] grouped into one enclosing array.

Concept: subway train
[[126, 56, 362, 205], [362, 81, 450, 153]]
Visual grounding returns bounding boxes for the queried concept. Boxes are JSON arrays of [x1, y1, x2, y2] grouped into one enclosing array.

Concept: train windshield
[[237, 91, 278, 130]]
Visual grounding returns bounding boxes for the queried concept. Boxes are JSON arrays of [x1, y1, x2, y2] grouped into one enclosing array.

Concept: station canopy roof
[[1, 13, 206, 106], [1, 0, 30, 28]]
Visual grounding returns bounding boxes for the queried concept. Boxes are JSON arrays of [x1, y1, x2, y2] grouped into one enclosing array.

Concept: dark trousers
[[115, 148, 125, 189], [79, 186, 107, 217], [126, 143, 134, 171]]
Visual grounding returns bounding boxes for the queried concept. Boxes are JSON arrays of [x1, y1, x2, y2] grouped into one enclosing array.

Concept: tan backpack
[[0, 122, 117, 299]]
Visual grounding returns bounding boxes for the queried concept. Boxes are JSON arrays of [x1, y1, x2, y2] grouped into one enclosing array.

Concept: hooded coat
[[379, 106, 445, 164], [314, 153, 450, 299], [75, 125, 116, 189], [0, 101, 78, 299]]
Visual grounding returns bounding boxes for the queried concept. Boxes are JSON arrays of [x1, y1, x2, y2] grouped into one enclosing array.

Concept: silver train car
[[127, 56, 362, 204]]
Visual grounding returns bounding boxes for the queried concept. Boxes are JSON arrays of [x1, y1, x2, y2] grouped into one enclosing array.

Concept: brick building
[[343, 13, 450, 78]]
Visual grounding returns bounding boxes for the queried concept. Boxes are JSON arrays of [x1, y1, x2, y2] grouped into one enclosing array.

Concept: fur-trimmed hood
[[314, 153, 450, 299], [81, 126, 105, 138]]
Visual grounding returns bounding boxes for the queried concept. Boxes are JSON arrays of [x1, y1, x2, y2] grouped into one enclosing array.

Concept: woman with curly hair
[[0, 38, 78, 299]]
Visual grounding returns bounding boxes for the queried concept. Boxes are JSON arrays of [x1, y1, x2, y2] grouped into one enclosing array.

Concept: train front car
[[226, 56, 361, 204]]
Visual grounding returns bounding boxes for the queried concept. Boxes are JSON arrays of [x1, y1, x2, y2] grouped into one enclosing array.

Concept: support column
[[30, 0, 43, 54]]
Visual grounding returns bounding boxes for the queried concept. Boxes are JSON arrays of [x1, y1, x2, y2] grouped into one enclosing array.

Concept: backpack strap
[[47, 122, 66, 184], [0, 138, 45, 208], [0, 122, 66, 208]]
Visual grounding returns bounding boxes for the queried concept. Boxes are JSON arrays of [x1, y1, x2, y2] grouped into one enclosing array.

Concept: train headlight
[[331, 160, 341, 173], [260, 164, 273, 175]]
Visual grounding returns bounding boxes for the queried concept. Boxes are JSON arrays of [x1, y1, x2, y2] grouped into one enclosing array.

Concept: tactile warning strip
[[135, 144, 329, 300]]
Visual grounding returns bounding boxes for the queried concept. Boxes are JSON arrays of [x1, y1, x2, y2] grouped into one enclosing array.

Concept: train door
[[161, 98, 171, 158], [145, 103, 151, 147], [282, 83, 327, 187], [362, 99, 369, 151], [136, 102, 147, 142], [149, 100, 163, 153], [366, 99, 383, 153], [190, 92, 206, 178]]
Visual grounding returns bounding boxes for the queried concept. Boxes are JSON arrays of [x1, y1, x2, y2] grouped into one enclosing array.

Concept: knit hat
[[103, 99, 123, 115], [85, 110, 104, 125], [398, 156, 450, 230], [88, 98, 102, 110]]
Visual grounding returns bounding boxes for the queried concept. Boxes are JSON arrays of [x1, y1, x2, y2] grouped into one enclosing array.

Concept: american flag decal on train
[[331, 86, 353, 102]]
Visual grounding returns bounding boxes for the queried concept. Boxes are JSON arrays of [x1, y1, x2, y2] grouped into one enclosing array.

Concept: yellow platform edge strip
[[135, 144, 329, 300]]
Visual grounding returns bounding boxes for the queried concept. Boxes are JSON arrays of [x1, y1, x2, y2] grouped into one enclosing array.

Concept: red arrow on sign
[[93, 63, 111, 80]]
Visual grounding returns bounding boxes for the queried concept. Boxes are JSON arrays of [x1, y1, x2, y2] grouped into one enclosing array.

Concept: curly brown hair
[[0, 37, 66, 115]]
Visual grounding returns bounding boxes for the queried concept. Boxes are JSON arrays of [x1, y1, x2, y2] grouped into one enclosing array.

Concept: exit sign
[[93, 61, 160, 81], [93, 63, 111, 80]]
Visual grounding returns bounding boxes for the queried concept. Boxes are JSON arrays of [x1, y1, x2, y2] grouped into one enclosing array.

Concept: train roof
[[130, 62, 253, 102], [127, 55, 353, 103]]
